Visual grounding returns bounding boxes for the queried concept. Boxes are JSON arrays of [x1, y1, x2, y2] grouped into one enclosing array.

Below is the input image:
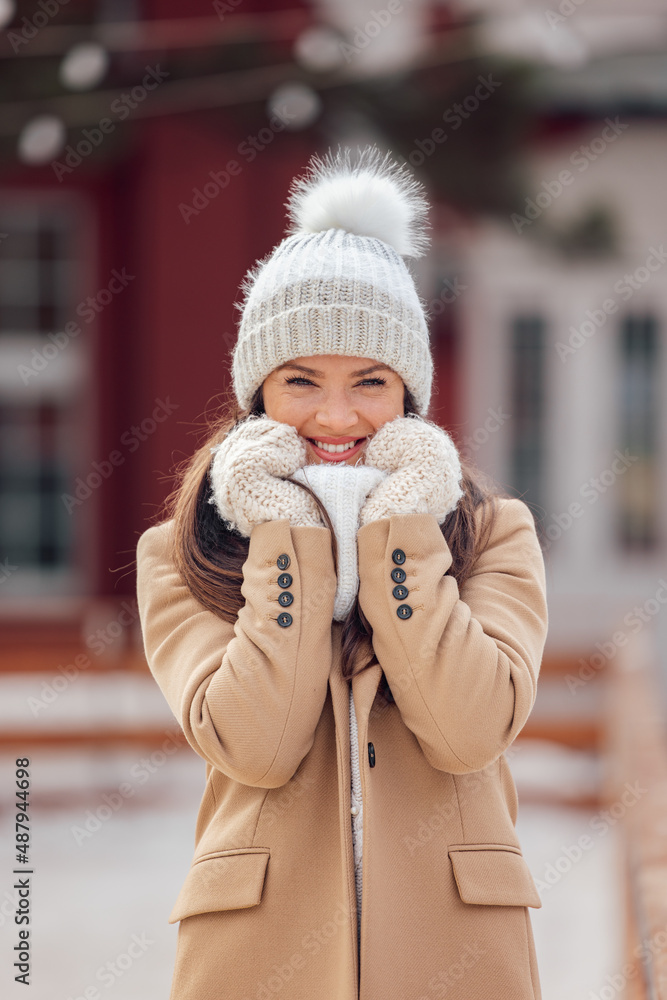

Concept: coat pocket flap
[[448, 844, 542, 909], [168, 848, 270, 923]]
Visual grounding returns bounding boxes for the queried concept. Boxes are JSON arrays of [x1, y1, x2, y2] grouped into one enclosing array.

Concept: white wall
[[457, 122, 667, 666]]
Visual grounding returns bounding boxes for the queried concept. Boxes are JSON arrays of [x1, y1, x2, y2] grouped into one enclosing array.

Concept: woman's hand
[[208, 415, 323, 537], [359, 414, 463, 526]]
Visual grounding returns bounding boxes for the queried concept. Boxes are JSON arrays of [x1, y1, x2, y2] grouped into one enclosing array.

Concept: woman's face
[[262, 354, 405, 464]]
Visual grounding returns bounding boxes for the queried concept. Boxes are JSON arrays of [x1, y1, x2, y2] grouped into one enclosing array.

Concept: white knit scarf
[[291, 461, 386, 943], [291, 462, 387, 621]]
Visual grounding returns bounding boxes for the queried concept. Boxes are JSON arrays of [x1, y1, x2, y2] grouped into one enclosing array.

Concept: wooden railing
[[0, 599, 188, 750], [0, 600, 145, 673], [603, 623, 667, 999]]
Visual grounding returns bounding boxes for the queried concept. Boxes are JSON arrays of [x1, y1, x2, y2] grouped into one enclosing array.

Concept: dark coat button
[[278, 591, 293, 607], [368, 743, 375, 768], [277, 553, 291, 570], [391, 567, 406, 584], [397, 604, 412, 619], [277, 612, 293, 627], [391, 548, 406, 565], [392, 584, 409, 600], [277, 573, 293, 589]]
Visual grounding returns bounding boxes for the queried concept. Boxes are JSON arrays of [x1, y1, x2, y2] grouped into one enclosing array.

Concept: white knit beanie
[[230, 145, 434, 416]]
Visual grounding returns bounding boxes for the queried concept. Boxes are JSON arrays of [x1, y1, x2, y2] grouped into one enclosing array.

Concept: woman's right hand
[[208, 414, 324, 537]]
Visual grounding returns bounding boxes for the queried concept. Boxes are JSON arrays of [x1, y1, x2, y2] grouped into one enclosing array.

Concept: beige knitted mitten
[[208, 415, 323, 537], [359, 414, 464, 526]]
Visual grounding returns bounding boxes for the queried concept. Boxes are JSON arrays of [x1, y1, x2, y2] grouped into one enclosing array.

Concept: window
[[509, 314, 546, 522], [0, 200, 90, 597], [617, 314, 660, 551]]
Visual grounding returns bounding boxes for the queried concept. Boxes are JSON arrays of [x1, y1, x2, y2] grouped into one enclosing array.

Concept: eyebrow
[[273, 362, 393, 378]]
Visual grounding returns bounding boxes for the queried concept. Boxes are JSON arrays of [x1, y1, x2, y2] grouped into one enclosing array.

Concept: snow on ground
[[0, 675, 623, 999], [516, 802, 623, 1000], [510, 737, 625, 1000], [0, 745, 205, 1000]]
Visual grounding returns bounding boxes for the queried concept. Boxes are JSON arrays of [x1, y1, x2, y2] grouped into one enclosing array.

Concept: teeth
[[314, 439, 359, 453]]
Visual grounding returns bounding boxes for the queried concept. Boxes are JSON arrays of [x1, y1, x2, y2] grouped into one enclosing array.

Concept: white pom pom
[[284, 145, 430, 258]]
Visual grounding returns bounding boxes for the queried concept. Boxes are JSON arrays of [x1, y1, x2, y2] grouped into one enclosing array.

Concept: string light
[[0, 0, 15, 31], [59, 42, 110, 91], [478, 12, 588, 69], [293, 26, 345, 73], [267, 82, 322, 130], [17, 115, 66, 165]]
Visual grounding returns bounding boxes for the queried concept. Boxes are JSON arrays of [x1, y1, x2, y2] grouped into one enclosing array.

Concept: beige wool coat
[[135, 496, 549, 1000]]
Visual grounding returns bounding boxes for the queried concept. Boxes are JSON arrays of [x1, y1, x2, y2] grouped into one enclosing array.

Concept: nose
[[314, 390, 359, 434]]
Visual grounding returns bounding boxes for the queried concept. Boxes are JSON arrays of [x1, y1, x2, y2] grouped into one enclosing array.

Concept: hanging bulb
[[267, 83, 322, 131], [293, 26, 345, 72], [60, 42, 110, 91], [18, 115, 66, 165], [0, 0, 16, 30]]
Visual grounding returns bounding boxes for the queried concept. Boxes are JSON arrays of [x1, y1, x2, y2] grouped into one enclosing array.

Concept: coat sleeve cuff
[[356, 502, 548, 773], [357, 513, 453, 579]]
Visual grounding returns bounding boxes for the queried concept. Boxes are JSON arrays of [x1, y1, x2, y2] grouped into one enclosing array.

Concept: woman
[[136, 146, 548, 1000]]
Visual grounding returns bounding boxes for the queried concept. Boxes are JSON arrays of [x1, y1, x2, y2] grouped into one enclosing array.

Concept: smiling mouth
[[310, 438, 365, 454], [306, 437, 368, 459]]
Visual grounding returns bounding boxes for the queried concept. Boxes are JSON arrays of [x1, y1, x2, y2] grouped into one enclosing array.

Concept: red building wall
[[2, 111, 459, 602]]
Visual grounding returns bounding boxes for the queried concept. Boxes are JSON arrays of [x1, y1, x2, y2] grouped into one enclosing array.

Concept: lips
[[307, 437, 366, 462]]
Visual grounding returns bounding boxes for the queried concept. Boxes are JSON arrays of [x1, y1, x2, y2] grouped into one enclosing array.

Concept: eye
[[284, 376, 316, 386], [356, 378, 387, 387]]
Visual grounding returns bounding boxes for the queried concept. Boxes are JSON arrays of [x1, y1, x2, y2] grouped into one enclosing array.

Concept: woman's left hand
[[359, 414, 464, 526]]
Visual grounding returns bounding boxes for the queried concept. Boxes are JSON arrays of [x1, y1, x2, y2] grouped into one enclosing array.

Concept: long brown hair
[[151, 385, 515, 680]]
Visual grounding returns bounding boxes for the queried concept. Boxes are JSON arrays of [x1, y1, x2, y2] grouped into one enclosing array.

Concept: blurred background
[[0, 0, 666, 996]]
